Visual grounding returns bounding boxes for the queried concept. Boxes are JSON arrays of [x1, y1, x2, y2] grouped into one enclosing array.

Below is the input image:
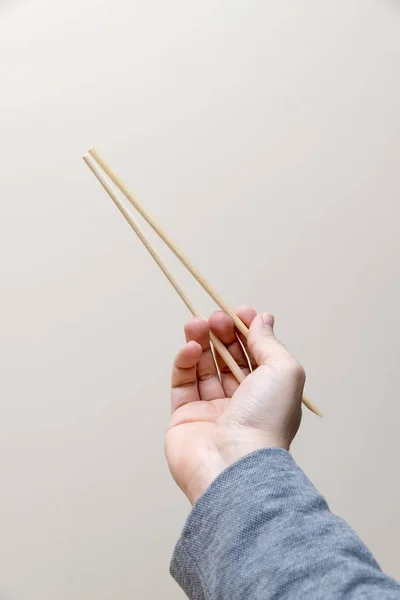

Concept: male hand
[[165, 306, 305, 504]]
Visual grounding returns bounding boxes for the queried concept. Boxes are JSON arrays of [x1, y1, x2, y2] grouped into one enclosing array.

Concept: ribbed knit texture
[[171, 448, 400, 599]]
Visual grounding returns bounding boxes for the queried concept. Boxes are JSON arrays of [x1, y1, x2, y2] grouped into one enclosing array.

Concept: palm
[[166, 397, 228, 495]]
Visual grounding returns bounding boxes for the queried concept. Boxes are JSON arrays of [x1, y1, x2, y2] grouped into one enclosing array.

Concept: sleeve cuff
[[170, 448, 311, 597]]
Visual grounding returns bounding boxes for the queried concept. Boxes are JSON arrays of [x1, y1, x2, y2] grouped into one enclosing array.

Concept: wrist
[[184, 453, 230, 505], [185, 428, 288, 504]]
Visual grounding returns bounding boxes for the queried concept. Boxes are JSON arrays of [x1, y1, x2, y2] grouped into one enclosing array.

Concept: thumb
[[247, 313, 286, 366]]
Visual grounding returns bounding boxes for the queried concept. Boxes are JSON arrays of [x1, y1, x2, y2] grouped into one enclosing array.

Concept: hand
[[165, 306, 305, 504]]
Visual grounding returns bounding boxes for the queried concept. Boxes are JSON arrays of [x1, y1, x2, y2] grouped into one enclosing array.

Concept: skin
[[165, 306, 306, 504]]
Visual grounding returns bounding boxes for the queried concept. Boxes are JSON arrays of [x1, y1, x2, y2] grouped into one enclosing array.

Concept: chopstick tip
[[312, 406, 324, 418]]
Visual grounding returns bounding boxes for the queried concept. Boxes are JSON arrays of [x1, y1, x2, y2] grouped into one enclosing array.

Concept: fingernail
[[263, 313, 274, 328]]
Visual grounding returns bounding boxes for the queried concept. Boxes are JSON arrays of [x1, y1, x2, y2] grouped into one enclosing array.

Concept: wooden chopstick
[[83, 154, 246, 385], [83, 151, 323, 418], [88, 147, 249, 338]]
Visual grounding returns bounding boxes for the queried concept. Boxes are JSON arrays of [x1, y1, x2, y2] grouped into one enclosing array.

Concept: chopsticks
[[87, 147, 249, 338], [83, 149, 322, 417], [83, 155, 245, 384]]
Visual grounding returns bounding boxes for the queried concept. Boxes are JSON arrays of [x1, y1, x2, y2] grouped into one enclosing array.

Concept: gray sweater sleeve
[[170, 448, 400, 599]]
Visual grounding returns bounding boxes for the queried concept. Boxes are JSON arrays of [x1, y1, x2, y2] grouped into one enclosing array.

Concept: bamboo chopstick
[[88, 147, 249, 338], [83, 154, 246, 384], [83, 151, 323, 417]]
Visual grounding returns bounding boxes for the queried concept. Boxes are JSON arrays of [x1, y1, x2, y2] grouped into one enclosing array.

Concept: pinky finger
[[171, 341, 202, 411]]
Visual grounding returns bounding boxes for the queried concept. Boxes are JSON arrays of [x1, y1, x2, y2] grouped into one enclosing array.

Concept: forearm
[[171, 449, 400, 600]]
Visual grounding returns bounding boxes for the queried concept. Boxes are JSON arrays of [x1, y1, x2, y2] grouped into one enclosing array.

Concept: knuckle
[[286, 358, 306, 383], [198, 369, 216, 382]]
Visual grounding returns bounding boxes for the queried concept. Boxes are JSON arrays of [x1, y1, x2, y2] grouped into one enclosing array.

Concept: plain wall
[[0, 1, 399, 598]]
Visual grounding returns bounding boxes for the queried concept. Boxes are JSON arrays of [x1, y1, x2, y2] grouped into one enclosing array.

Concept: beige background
[[0, 0, 399, 598]]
